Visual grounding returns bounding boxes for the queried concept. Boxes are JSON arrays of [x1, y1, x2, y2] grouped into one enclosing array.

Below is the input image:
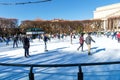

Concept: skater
[[112, 31, 117, 40], [77, 33, 84, 51], [43, 34, 49, 51], [13, 35, 18, 48], [70, 32, 73, 44], [6, 36, 10, 45], [23, 35, 30, 57], [117, 32, 120, 43], [85, 33, 95, 55]]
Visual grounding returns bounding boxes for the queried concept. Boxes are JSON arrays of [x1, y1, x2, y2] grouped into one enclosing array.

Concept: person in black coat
[[23, 36, 30, 57]]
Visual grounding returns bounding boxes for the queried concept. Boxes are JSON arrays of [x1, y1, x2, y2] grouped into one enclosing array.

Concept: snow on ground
[[0, 35, 120, 80]]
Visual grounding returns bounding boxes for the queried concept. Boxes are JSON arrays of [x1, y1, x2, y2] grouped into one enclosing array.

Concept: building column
[[103, 19, 107, 31]]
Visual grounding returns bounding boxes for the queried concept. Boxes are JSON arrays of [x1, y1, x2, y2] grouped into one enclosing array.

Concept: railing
[[0, 61, 120, 80]]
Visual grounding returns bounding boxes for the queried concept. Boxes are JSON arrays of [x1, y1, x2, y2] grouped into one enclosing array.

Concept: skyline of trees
[[0, 16, 120, 36]]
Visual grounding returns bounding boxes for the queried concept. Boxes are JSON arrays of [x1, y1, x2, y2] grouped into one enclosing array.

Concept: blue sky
[[0, 0, 120, 22]]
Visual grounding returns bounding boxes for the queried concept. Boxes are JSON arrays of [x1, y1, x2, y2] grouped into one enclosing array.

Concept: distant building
[[93, 3, 120, 31]]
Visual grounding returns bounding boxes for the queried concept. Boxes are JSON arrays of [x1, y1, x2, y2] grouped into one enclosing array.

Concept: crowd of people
[[0, 31, 120, 57], [0, 33, 67, 57]]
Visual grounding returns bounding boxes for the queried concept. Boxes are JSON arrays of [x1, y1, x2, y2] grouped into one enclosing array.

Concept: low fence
[[0, 61, 120, 80]]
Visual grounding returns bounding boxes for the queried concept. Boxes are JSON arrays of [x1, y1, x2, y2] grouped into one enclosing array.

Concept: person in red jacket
[[77, 33, 84, 51], [117, 32, 120, 43]]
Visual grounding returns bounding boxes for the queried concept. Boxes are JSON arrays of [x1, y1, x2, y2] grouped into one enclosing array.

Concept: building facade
[[93, 3, 120, 31]]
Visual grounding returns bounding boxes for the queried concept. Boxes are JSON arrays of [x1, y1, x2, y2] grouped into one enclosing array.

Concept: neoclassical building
[[93, 3, 120, 31]]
